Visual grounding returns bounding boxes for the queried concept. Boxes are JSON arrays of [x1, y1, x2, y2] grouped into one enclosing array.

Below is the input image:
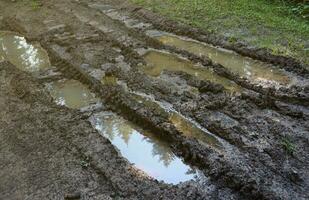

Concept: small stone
[[64, 192, 81, 199], [289, 169, 302, 183]]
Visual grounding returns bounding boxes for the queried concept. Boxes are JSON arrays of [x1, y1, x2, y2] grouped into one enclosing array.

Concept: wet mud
[[90, 112, 202, 184], [118, 2, 309, 76], [0, 0, 308, 200], [169, 113, 223, 150], [147, 31, 291, 87], [141, 49, 242, 92]]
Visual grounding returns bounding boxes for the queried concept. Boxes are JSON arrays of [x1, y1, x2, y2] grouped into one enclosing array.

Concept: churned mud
[[146, 30, 291, 87], [90, 112, 202, 185], [0, 0, 308, 200], [140, 49, 242, 92]]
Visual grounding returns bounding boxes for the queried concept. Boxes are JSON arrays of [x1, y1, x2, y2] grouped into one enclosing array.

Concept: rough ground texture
[[131, 0, 309, 66], [0, 62, 216, 199], [0, 0, 308, 200]]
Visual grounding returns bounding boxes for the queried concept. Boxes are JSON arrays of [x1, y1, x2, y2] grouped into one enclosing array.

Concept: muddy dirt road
[[0, 0, 308, 199]]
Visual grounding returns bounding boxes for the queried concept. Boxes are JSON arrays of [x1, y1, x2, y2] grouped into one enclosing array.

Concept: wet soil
[[0, 0, 308, 200], [141, 49, 242, 92], [90, 112, 201, 185], [147, 31, 291, 87], [0, 61, 214, 200]]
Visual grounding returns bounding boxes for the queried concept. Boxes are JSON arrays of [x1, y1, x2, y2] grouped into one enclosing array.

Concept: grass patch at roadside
[[131, 0, 309, 65]]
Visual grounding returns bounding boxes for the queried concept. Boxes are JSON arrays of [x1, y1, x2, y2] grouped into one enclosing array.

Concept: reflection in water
[[150, 32, 289, 86], [90, 112, 198, 184], [0, 31, 50, 72], [47, 79, 98, 109], [141, 50, 242, 92], [170, 113, 222, 149]]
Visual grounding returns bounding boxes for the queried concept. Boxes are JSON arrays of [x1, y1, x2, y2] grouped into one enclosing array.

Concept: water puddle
[[141, 50, 242, 92], [147, 31, 290, 86], [0, 31, 50, 72], [47, 79, 98, 109], [169, 113, 222, 149], [90, 112, 201, 184], [129, 92, 222, 149]]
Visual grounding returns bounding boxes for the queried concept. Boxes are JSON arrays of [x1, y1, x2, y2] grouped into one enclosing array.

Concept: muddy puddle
[[131, 92, 223, 150], [140, 50, 242, 92], [169, 113, 222, 149], [90, 112, 201, 184], [146, 31, 290, 86], [47, 79, 98, 109], [0, 31, 50, 72]]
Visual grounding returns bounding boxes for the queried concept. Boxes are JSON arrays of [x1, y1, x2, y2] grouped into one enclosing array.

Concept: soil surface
[[0, 0, 308, 200]]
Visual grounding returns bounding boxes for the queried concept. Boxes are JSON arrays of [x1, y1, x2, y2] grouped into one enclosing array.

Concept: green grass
[[281, 137, 296, 155], [30, 0, 41, 10], [15, 0, 42, 10], [131, 0, 309, 65]]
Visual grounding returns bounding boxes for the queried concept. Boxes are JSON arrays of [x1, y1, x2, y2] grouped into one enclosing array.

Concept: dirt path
[[0, 0, 308, 199], [0, 61, 215, 199]]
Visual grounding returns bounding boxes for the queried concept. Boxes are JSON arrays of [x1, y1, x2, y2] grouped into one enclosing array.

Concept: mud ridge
[[79, 1, 309, 106], [40, 36, 307, 200], [120, 4, 309, 77], [0, 1, 308, 199]]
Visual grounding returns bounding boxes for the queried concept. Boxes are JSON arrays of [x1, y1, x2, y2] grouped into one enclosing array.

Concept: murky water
[[141, 50, 242, 92], [47, 79, 98, 109], [147, 31, 290, 86], [129, 91, 222, 149], [90, 112, 200, 184], [0, 31, 50, 72], [170, 113, 222, 149]]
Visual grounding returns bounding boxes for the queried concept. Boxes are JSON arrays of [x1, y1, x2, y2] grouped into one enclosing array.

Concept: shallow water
[[141, 50, 242, 92], [0, 31, 50, 72], [47, 79, 98, 109], [130, 92, 222, 149], [90, 112, 199, 184], [169, 113, 222, 149], [149, 32, 290, 86]]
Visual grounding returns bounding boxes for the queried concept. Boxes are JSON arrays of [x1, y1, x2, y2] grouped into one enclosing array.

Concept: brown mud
[[112, 1, 309, 76], [0, 0, 308, 200]]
